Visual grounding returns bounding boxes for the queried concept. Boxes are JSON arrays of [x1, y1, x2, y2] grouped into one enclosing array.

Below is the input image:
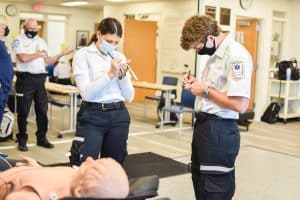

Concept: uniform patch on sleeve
[[12, 39, 20, 48], [231, 62, 244, 79]]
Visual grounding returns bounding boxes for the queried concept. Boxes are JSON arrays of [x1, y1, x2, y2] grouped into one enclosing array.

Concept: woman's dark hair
[[97, 17, 123, 37], [88, 33, 97, 45]]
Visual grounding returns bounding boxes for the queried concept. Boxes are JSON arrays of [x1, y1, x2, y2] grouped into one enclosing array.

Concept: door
[[123, 19, 157, 102], [236, 18, 259, 109]]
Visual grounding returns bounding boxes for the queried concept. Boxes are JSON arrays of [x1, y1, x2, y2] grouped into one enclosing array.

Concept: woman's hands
[[108, 58, 130, 80]]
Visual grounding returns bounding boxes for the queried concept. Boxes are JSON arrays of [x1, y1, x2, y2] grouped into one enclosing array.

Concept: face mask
[[25, 30, 38, 39], [4, 26, 9, 37], [99, 40, 116, 57], [197, 38, 216, 56]]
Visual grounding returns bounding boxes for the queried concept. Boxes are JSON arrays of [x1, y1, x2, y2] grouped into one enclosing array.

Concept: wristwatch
[[203, 86, 210, 98]]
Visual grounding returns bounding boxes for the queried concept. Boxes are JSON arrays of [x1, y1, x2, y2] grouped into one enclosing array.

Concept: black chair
[[144, 76, 178, 118], [60, 175, 160, 200]]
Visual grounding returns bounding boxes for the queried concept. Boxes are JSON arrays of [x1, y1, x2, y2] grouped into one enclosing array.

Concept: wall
[[104, 0, 198, 85], [288, 0, 300, 61], [198, 0, 291, 120], [0, 2, 102, 60]]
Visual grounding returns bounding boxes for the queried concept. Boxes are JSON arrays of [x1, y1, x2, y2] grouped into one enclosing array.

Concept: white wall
[[104, 0, 198, 85], [198, 0, 290, 120], [288, 0, 300, 61], [0, 2, 102, 60]]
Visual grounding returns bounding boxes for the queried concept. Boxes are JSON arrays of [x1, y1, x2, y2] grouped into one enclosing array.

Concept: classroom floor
[[0, 101, 300, 200]]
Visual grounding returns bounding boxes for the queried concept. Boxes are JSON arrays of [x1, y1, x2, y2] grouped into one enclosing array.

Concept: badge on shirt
[[231, 62, 244, 79], [12, 39, 20, 48]]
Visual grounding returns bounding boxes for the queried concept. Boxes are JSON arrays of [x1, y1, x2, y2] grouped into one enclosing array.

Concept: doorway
[[235, 17, 260, 109], [123, 19, 157, 102]]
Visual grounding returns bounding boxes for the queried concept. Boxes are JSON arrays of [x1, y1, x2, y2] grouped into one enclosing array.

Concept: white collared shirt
[[73, 43, 135, 103], [12, 34, 48, 74], [53, 61, 71, 79], [195, 34, 253, 119]]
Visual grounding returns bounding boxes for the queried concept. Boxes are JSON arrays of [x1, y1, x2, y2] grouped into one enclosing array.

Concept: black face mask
[[25, 30, 38, 39], [197, 38, 216, 56], [4, 26, 10, 37]]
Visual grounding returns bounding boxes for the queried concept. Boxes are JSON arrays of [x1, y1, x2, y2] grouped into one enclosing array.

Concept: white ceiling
[[5, 0, 179, 9]]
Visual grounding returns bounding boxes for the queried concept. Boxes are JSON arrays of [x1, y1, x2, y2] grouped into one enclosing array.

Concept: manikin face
[[70, 157, 129, 198]]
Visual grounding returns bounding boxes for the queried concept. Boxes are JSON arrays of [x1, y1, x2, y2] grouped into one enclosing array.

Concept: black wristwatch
[[203, 86, 210, 98]]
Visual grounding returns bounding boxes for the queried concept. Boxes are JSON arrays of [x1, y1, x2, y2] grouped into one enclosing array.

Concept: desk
[[132, 81, 177, 126], [45, 82, 79, 137]]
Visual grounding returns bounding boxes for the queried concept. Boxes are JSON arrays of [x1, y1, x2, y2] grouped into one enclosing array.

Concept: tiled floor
[[0, 102, 300, 199]]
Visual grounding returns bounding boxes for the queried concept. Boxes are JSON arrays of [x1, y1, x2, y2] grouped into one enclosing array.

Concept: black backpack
[[277, 59, 299, 80], [261, 102, 281, 124]]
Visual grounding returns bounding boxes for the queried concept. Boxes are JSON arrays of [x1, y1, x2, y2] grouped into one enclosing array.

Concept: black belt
[[195, 112, 221, 121], [16, 72, 47, 78], [83, 101, 125, 110]]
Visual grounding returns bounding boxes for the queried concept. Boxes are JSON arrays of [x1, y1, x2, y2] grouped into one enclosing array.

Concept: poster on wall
[[76, 30, 89, 49]]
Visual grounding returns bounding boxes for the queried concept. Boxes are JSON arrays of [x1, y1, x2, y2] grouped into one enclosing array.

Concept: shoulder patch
[[231, 62, 244, 79], [12, 39, 20, 48]]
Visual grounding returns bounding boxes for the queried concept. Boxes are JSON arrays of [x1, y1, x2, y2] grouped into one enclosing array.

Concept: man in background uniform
[[12, 18, 73, 151], [180, 15, 252, 200]]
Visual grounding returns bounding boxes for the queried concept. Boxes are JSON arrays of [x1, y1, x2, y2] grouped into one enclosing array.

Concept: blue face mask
[[99, 40, 115, 57]]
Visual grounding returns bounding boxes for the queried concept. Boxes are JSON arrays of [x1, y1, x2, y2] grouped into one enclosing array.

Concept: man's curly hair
[[180, 15, 221, 50]]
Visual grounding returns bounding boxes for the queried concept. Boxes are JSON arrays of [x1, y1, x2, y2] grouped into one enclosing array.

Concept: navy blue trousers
[[72, 102, 130, 164], [191, 117, 240, 200], [0, 83, 10, 125], [15, 73, 48, 144]]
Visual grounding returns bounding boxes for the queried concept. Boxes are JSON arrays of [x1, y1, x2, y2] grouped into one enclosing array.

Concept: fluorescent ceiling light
[[61, 1, 88, 6], [105, 0, 130, 2]]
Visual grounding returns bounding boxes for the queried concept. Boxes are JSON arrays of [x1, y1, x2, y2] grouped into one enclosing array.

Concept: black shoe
[[37, 139, 54, 149], [18, 143, 28, 152]]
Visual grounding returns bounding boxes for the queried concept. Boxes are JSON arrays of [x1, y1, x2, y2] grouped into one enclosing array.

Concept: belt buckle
[[196, 112, 207, 120], [101, 104, 108, 110], [114, 103, 120, 109]]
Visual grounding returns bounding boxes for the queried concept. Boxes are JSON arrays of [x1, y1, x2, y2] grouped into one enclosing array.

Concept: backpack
[[261, 102, 281, 124], [277, 59, 299, 80], [0, 107, 14, 142]]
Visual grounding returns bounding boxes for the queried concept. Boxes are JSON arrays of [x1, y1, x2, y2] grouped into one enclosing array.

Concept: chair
[[144, 76, 178, 118], [48, 93, 71, 138], [160, 89, 196, 135]]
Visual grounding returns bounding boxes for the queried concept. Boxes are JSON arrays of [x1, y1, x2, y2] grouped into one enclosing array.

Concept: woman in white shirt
[[53, 58, 72, 85], [69, 18, 134, 165]]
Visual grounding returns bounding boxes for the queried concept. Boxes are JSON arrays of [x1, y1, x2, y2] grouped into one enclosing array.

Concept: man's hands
[[182, 74, 207, 97], [38, 50, 48, 58]]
